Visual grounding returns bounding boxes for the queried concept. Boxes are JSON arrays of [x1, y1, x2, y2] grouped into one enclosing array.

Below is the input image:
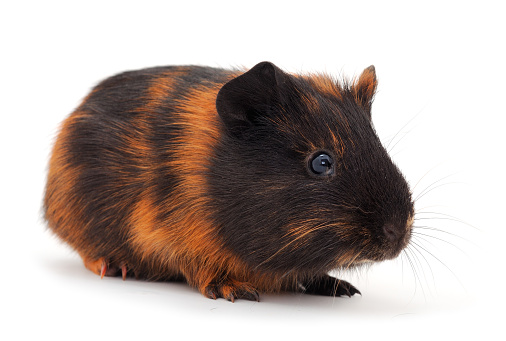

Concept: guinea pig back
[[44, 62, 414, 302]]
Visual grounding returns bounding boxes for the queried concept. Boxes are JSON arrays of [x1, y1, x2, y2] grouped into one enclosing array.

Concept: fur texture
[[44, 62, 414, 301]]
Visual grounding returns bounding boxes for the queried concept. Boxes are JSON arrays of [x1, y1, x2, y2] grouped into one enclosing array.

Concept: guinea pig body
[[44, 62, 414, 302]]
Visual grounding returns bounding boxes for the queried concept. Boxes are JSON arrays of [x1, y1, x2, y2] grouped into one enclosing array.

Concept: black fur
[[210, 62, 413, 276]]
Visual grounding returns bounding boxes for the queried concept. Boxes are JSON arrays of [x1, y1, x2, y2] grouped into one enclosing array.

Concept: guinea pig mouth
[[379, 218, 413, 261], [384, 234, 411, 260], [354, 218, 413, 264], [333, 224, 412, 268]]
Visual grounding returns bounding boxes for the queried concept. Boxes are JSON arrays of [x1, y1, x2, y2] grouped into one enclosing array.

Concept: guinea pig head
[[212, 62, 414, 276]]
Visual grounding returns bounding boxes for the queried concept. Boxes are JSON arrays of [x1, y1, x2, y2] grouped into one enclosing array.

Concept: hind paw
[[82, 257, 129, 280], [203, 279, 260, 302]]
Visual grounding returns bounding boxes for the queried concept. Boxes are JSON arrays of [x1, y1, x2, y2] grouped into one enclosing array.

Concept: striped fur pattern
[[44, 62, 414, 301]]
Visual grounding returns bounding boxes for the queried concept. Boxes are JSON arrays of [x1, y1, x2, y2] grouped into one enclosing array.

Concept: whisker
[[412, 231, 469, 255], [410, 240, 467, 293], [414, 211, 478, 230], [254, 223, 330, 271], [416, 211, 461, 217], [414, 224, 459, 236], [414, 217, 479, 231], [415, 180, 462, 202], [400, 252, 414, 302], [413, 173, 455, 198], [385, 103, 426, 152], [413, 225, 477, 247], [411, 161, 449, 193], [411, 232, 438, 250], [403, 248, 423, 303], [414, 204, 451, 212], [410, 237, 437, 294], [401, 250, 405, 284], [405, 244, 429, 301], [388, 129, 412, 155]]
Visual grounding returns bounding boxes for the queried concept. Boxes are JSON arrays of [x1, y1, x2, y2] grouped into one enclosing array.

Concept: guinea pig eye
[[310, 153, 334, 175]]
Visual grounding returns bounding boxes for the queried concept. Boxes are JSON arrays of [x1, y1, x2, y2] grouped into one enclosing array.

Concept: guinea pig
[[44, 61, 414, 302]]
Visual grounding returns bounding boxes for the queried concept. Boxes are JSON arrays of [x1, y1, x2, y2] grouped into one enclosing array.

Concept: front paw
[[203, 279, 260, 303], [299, 274, 361, 297]]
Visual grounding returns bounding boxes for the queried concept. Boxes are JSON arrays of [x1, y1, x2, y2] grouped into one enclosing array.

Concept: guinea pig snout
[[382, 223, 404, 243], [381, 220, 412, 258]]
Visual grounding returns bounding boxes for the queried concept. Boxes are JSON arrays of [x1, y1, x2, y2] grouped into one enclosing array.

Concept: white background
[[1, 1, 505, 340]]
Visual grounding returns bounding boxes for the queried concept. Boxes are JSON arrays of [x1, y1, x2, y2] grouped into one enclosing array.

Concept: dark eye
[[310, 153, 334, 175]]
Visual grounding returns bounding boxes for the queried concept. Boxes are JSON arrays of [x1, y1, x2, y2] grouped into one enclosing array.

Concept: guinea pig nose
[[383, 223, 402, 242]]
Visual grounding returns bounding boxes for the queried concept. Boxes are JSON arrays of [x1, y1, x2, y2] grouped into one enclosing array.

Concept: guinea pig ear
[[216, 61, 288, 134], [352, 65, 377, 117]]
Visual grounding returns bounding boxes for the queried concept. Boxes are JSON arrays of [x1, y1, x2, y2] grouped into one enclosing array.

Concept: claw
[[205, 286, 218, 300], [244, 290, 260, 302], [121, 264, 127, 281], [100, 261, 107, 279]]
